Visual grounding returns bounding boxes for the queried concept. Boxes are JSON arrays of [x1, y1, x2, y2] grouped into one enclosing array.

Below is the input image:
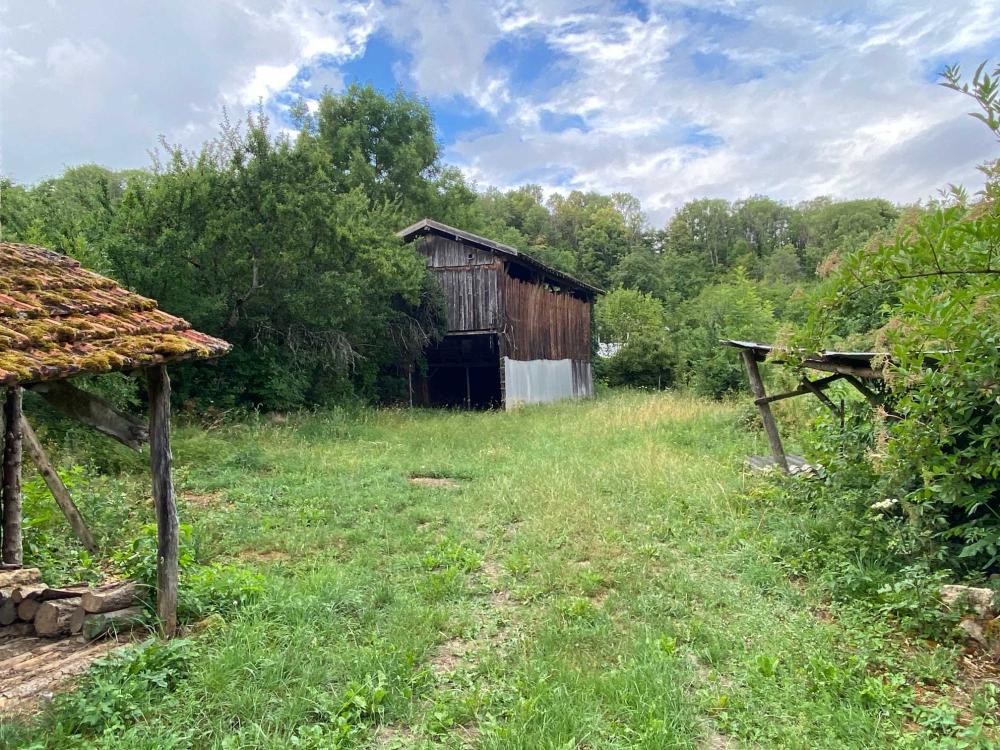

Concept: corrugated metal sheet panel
[[503, 357, 593, 409]]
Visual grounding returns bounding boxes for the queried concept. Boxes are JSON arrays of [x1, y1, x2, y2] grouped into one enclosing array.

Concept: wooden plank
[[754, 374, 843, 405], [147, 365, 178, 637], [740, 350, 789, 473], [801, 378, 842, 416], [20, 415, 98, 553], [2, 388, 23, 565]]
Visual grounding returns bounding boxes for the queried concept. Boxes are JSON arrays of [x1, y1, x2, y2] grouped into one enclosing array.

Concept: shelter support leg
[[21, 415, 98, 553], [147, 365, 178, 637], [2, 388, 23, 565], [740, 350, 789, 473]]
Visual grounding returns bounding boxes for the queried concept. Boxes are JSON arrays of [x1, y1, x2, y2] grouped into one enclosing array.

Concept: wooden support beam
[[740, 350, 789, 473], [801, 378, 841, 416], [29, 380, 148, 451], [147, 365, 178, 638], [754, 374, 843, 405], [843, 374, 902, 420], [20, 415, 98, 554], [799, 359, 882, 380], [2, 389, 23, 565]]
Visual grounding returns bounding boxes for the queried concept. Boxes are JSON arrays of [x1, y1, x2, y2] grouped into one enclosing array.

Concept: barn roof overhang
[[397, 218, 603, 298]]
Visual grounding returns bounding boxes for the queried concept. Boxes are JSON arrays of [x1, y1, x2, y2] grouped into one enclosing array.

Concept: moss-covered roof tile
[[0, 242, 230, 387]]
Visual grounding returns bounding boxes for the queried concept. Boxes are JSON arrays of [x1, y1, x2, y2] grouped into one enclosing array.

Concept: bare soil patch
[[180, 490, 226, 507], [238, 549, 291, 563], [409, 475, 460, 489]]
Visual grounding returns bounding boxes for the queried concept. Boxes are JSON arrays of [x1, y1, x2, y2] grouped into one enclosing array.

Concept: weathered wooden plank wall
[[500, 276, 592, 362], [421, 235, 494, 267], [417, 236, 500, 332]]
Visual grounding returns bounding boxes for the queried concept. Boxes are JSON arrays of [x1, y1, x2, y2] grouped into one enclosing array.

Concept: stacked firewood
[[0, 568, 142, 640]]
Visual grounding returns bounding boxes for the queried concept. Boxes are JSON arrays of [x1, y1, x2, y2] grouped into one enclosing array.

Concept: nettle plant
[[818, 62, 1000, 568]]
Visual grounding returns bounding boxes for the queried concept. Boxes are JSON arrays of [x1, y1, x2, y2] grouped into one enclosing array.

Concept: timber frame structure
[[0, 242, 229, 636], [398, 219, 601, 409], [722, 340, 894, 473]]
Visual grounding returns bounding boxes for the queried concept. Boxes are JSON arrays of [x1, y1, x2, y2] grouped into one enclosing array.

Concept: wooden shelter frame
[[722, 340, 896, 473], [0, 241, 229, 637]]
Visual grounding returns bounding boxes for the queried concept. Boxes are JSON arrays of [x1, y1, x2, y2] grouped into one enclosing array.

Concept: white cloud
[[0, 0, 997, 225], [0, 0, 376, 181]]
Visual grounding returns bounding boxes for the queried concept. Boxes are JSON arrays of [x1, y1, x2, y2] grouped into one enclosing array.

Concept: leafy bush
[[676, 270, 778, 397], [597, 330, 677, 389], [786, 61, 1000, 571], [20, 466, 102, 584], [46, 639, 194, 739]]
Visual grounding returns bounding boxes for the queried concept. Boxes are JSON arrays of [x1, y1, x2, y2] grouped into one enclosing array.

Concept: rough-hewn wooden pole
[[20, 415, 98, 553], [146, 365, 178, 637], [2, 388, 23, 564], [740, 350, 789, 473]]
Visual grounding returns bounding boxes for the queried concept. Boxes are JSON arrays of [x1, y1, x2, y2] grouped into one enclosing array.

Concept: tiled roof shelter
[[0, 242, 228, 386], [0, 242, 229, 636]]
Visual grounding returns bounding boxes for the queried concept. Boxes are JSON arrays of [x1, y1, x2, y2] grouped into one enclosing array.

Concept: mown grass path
[[3, 392, 990, 748]]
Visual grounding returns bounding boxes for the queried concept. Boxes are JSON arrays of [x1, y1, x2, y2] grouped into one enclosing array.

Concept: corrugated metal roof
[[720, 339, 886, 378], [397, 218, 603, 296]]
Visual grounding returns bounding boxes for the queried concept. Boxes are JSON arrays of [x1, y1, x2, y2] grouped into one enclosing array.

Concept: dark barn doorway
[[423, 333, 502, 409]]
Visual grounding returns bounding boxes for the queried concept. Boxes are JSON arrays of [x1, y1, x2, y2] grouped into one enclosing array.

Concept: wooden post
[[740, 350, 789, 473], [2, 388, 23, 564], [146, 365, 178, 637], [465, 367, 471, 409], [20, 415, 98, 553]]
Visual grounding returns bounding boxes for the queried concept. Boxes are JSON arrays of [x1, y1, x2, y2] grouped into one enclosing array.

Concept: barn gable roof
[[397, 218, 603, 297], [0, 242, 230, 387]]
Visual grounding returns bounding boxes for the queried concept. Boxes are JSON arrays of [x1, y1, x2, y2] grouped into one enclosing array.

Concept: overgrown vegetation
[[2, 393, 996, 748], [774, 62, 1000, 576], [2, 82, 901, 408]]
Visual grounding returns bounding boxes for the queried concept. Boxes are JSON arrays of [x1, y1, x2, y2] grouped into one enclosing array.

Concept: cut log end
[[82, 607, 145, 641], [34, 599, 81, 637]]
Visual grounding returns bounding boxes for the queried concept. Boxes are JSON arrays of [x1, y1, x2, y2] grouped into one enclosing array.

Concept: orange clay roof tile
[[0, 242, 230, 387]]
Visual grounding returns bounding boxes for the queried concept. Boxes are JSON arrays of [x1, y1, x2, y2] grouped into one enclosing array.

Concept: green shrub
[[676, 270, 777, 398], [46, 639, 194, 739], [597, 330, 676, 389]]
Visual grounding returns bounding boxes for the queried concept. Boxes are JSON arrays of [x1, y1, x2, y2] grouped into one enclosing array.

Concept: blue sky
[[1, 0, 997, 224]]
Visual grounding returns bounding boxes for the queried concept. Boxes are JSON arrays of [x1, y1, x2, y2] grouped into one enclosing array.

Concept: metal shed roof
[[721, 339, 886, 379], [397, 218, 603, 297]]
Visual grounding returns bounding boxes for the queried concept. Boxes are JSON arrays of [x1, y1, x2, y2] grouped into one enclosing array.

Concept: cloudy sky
[[1, 0, 997, 224]]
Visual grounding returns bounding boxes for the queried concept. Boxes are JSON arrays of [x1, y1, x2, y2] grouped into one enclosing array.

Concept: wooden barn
[[398, 219, 600, 409]]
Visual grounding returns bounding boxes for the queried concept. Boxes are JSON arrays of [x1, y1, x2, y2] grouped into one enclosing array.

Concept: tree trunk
[[2, 388, 23, 564], [82, 581, 138, 613], [0, 599, 16, 625], [28, 381, 148, 450], [147, 365, 178, 637], [20, 416, 98, 553], [0, 622, 33, 637]]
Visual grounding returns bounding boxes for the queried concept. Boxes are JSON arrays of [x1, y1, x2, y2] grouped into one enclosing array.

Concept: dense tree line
[[1, 84, 900, 407]]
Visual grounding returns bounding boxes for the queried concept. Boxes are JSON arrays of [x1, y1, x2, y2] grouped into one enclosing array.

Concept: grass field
[[1, 391, 996, 749]]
